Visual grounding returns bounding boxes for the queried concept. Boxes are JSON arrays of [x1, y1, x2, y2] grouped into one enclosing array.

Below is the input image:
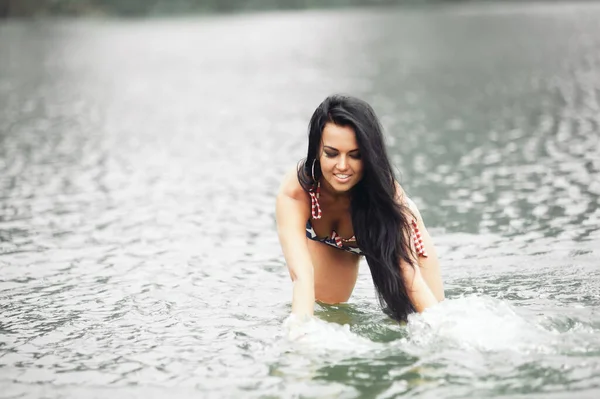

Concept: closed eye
[[323, 151, 360, 159]]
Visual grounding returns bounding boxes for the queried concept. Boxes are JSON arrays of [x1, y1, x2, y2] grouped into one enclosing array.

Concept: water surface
[[1, 2, 599, 398]]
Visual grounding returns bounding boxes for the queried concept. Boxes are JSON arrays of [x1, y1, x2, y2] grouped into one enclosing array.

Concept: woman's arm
[[400, 256, 439, 312], [404, 196, 445, 302], [395, 182, 445, 311], [275, 170, 315, 319]]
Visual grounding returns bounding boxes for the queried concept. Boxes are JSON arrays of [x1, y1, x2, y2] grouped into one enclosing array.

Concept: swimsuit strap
[[308, 181, 322, 219], [331, 230, 356, 247], [410, 219, 428, 258]]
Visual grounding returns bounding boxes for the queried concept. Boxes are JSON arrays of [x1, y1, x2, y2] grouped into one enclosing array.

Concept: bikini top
[[306, 219, 363, 255], [305, 182, 428, 258]]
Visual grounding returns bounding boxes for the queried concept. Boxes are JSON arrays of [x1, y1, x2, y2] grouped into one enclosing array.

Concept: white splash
[[282, 314, 383, 357], [402, 295, 554, 354]]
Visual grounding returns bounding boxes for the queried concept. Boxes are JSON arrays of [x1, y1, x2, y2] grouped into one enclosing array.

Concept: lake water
[[1, 2, 599, 398]]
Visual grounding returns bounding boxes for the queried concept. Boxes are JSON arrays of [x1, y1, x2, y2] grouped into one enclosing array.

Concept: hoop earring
[[311, 159, 318, 183]]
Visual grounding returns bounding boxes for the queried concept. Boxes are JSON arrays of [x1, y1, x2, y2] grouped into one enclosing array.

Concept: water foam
[[282, 314, 382, 357], [402, 295, 555, 354]]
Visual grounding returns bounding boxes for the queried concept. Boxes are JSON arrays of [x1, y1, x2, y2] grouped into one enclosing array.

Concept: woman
[[276, 94, 444, 323]]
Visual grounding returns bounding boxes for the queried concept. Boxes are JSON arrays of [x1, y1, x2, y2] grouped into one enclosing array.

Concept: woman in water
[[276, 95, 444, 323]]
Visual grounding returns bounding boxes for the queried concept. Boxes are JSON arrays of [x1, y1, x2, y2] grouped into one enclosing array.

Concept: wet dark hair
[[297, 94, 418, 322]]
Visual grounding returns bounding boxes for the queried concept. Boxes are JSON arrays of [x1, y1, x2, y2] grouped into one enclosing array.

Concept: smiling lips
[[334, 173, 351, 183]]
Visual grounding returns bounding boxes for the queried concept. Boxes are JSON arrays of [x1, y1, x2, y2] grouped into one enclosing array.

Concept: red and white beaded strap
[[331, 231, 356, 248], [309, 181, 322, 219], [331, 231, 343, 247], [411, 219, 428, 258]]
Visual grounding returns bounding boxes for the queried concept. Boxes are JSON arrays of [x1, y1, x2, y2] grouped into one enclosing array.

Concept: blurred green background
[[1, 0, 473, 17]]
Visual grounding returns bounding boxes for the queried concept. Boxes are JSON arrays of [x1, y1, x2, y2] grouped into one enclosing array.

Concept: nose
[[337, 156, 348, 171]]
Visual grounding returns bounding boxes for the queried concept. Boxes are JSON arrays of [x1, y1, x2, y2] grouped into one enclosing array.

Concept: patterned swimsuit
[[305, 219, 363, 254], [304, 183, 428, 258]]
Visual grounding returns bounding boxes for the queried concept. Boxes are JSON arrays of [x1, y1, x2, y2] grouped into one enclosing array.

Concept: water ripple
[[1, 3, 600, 398]]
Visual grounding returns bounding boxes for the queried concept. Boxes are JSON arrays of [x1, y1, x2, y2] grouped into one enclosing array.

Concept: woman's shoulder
[[278, 166, 310, 203], [394, 181, 422, 220]]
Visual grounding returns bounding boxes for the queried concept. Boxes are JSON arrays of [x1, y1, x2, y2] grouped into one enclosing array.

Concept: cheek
[[353, 160, 364, 174], [319, 157, 335, 171]]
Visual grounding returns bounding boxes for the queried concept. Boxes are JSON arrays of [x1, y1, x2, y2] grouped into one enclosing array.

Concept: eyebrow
[[323, 145, 360, 153]]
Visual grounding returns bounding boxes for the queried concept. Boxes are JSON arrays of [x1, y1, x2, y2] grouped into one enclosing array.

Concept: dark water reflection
[[358, 6, 600, 239], [1, 2, 599, 398]]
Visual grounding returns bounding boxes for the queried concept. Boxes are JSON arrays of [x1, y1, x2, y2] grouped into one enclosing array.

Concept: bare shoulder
[[276, 166, 311, 229], [394, 181, 406, 202], [394, 181, 422, 221], [278, 166, 309, 203]]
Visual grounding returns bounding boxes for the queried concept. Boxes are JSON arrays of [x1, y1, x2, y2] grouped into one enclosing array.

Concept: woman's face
[[318, 122, 364, 194]]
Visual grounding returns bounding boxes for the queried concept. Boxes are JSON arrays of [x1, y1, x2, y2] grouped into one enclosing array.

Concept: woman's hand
[[283, 313, 314, 341]]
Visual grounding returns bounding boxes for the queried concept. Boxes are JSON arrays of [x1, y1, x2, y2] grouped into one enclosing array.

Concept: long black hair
[[297, 94, 418, 322]]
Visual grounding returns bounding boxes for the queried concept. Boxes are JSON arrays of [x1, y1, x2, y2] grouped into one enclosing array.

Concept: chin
[[327, 178, 357, 192]]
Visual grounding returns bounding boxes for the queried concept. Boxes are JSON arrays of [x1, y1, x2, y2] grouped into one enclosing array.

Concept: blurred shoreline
[[0, 0, 571, 19]]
